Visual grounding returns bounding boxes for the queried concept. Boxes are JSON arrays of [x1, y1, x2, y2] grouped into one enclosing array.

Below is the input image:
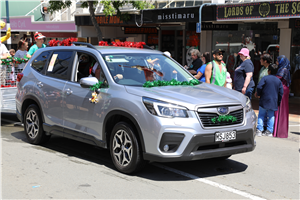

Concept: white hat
[[164, 51, 171, 57]]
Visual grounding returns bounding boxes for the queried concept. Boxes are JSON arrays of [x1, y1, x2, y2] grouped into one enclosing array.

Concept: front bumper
[[143, 128, 256, 162]]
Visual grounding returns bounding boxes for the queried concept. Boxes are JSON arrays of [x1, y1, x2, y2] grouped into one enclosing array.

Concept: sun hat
[[238, 48, 250, 57], [164, 51, 171, 57], [212, 48, 225, 55], [34, 32, 46, 40]]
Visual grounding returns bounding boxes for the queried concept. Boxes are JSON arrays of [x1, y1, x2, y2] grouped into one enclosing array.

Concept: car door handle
[[37, 82, 43, 88], [65, 88, 73, 95]]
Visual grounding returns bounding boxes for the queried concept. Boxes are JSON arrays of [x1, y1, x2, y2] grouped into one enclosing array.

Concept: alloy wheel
[[25, 110, 40, 139], [112, 129, 133, 167]]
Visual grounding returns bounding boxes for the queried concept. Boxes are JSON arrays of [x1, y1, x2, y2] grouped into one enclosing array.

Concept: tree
[[48, 0, 154, 41]]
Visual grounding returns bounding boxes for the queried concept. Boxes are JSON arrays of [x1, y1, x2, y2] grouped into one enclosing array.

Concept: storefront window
[[290, 18, 300, 96], [212, 22, 279, 84]]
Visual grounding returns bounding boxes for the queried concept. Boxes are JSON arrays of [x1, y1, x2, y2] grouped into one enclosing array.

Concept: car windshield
[[102, 53, 194, 86]]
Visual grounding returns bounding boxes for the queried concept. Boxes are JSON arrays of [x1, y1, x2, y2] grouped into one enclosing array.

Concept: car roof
[[41, 45, 162, 55]]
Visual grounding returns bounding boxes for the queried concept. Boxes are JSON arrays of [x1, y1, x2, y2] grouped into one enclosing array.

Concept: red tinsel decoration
[[48, 37, 78, 46], [99, 41, 146, 48]]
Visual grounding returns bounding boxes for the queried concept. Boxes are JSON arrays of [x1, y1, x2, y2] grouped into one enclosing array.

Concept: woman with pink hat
[[234, 48, 255, 99]]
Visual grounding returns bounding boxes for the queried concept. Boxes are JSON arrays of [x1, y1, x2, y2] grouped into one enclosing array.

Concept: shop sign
[[217, 1, 300, 20], [2, 16, 76, 32], [201, 23, 238, 30], [143, 7, 200, 23], [95, 16, 123, 24], [124, 27, 158, 34]]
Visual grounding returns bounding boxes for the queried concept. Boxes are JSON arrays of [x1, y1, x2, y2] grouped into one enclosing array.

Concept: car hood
[[125, 83, 247, 111]]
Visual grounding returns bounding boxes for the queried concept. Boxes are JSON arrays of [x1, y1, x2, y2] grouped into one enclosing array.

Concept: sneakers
[[256, 129, 273, 137], [256, 129, 263, 137], [263, 130, 273, 137]]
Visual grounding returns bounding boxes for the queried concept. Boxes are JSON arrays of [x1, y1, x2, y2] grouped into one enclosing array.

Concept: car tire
[[24, 104, 50, 144], [110, 122, 146, 174]]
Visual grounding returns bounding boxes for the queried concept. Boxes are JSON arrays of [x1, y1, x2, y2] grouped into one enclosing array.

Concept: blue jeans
[[257, 106, 275, 133], [245, 86, 254, 100]]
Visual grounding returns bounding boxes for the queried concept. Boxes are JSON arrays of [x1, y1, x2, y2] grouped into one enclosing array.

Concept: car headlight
[[143, 97, 189, 118], [245, 97, 252, 113]]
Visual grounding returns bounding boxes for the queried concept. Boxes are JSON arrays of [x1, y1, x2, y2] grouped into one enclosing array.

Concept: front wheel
[[24, 104, 50, 144], [110, 122, 146, 174]]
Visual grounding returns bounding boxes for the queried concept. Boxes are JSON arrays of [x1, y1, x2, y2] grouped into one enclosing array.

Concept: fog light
[[163, 144, 169, 152]]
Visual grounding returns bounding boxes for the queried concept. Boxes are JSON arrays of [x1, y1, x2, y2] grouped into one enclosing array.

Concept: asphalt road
[[1, 113, 299, 200]]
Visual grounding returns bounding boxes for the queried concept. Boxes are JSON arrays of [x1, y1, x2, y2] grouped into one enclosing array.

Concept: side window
[[75, 52, 107, 85], [31, 51, 51, 72], [46, 51, 74, 80]]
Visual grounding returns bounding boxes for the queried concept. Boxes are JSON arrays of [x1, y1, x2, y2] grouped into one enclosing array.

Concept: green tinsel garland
[[90, 81, 105, 91], [211, 115, 237, 124], [1, 57, 29, 65], [143, 79, 200, 88]]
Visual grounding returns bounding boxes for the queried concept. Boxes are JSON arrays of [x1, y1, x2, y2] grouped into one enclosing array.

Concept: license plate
[[215, 131, 236, 142]]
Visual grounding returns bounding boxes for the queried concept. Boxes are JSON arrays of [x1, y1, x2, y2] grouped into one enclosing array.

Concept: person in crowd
[[255, 53, 272, 131], [256, 63, 283, 137], [26, 32, 46, 58], [7, 49, 16, 83], [184, 49, 202, 75], [234, 48, 255, 99], [226, 72, 232, 89], [273, 55, 291, 138], [194, 52, 211, 82], [258, 53, 272, 85], [14, 39, 28, 72], [0, 42, 9, 86], [205, 49, 227, 87], [9, 49, 15, 57]]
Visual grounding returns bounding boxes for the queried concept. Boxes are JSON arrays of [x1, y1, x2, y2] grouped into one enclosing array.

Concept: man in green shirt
[[205, 48, 227, 87], [26, 32, 46, 58]]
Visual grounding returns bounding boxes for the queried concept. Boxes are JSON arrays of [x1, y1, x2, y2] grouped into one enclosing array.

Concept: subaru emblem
[[217, 107, 229, 115]]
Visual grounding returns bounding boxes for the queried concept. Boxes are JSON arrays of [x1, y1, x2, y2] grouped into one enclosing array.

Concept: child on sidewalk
[[255, 64, 283, 137]]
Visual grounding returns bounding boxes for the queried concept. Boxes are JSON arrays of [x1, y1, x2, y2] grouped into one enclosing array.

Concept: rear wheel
[[110, 122, 146, 174], [24, 104, 50, 144]]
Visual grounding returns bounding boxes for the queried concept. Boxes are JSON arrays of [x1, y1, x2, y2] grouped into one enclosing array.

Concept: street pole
[[6, 0, 11, 50]]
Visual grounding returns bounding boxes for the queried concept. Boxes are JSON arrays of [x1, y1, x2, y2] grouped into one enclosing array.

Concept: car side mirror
[[80, 77, 99, 88]]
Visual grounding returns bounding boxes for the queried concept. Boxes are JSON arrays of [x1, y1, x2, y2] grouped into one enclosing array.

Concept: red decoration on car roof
[[98, 41, 146, 48], [48, 37, 78, 46]]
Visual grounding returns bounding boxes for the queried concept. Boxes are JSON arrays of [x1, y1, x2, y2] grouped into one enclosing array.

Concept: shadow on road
[[9, 129, 248, 181]]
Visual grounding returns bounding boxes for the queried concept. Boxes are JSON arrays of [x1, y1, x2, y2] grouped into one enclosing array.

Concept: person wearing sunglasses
[[205, 48, 227, 87], [234, 48, 255, 99]]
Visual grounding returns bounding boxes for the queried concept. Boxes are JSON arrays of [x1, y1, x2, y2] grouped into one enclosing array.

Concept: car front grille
[[198, 108, 244, 127]]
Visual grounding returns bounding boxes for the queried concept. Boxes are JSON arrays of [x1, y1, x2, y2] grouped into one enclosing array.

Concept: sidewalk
[[251, 96, 300, 123]]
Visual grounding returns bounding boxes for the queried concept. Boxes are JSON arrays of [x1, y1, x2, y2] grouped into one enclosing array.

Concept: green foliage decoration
[[143, 79, 201, 88], [90, 81, 107, 91], [211, 115, 237, 124]]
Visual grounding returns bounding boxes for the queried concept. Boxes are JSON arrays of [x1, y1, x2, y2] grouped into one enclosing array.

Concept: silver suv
[[16, 43, 257, 174]]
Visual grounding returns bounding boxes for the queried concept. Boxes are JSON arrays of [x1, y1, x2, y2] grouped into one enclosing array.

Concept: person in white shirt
[[0, 42, 9, 86], [15, 39, 28, 72]]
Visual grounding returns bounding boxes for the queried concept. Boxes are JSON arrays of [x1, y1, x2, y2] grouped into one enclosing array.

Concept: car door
[[63, 51, 111, 141], [37, 50, 74, 127]]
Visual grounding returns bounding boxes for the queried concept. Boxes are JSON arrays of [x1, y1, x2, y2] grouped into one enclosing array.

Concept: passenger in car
[[91, 62, 123, 82]]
